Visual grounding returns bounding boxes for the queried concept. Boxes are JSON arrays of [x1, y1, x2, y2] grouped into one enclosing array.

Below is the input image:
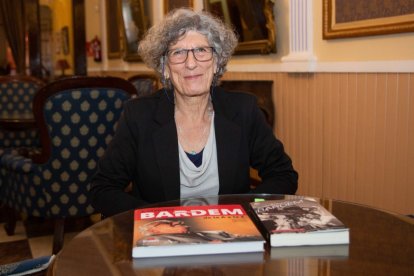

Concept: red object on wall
[[90, 36, 102, 62]]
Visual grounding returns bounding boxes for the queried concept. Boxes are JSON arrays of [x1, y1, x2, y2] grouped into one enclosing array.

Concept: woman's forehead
[[169, 31, 209, 48]]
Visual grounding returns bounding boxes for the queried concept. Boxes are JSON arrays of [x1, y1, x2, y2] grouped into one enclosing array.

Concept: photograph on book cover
[[252, 198, 345, 233], [132, 205, 264, 258], [249, 197, 349, 247], [323, 0, 414, 39]]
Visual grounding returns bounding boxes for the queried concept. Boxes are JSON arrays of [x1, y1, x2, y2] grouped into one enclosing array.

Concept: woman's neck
[[174, 94, 213, 123], [174, 94, 214, 154]]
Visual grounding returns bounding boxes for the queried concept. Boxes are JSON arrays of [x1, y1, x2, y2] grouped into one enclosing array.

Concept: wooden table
[[48, 194, 414, 276]]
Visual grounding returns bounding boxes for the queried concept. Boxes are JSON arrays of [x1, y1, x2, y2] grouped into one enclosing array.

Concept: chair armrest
[[1, 153, 35, 173]]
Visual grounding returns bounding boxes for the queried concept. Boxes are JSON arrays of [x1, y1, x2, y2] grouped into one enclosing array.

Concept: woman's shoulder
[[123, 90, 165, 117], [214, 86, 257, 106], [123, 89, 175, 126], [125, 89, 163, 107]]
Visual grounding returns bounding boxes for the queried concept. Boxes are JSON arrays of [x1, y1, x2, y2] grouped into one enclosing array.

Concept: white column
[[281, 0, 317, 66]]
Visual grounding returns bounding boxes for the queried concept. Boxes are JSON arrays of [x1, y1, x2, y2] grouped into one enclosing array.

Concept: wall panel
[[101, 70, 413, 214], [222, 71, 414, 215]]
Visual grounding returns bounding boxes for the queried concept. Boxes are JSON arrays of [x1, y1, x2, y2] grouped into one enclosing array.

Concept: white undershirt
[[179, 114, 219, 198]]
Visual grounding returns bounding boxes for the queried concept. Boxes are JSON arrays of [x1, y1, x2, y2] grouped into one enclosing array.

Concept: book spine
[[246, 205, 271, 243]]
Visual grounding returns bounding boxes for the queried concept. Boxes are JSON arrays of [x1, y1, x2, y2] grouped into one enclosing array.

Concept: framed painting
[[61, 26, 70, 55], [106, 0, 122, 59], [164, 0, 193, 14], [323, 0, 414, 39], [120, 0, 153, 61], [203, 0, 276, 55]]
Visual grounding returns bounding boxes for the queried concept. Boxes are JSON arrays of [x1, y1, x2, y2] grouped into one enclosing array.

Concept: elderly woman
[[90, 8, 298, 217]]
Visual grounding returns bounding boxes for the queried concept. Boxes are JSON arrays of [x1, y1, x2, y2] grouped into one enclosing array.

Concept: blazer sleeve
[[246, 95, 298, 195], [89, 102, 148, 217]]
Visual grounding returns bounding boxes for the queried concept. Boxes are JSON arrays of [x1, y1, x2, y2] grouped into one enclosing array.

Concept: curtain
[[0, 0, 26, 74]]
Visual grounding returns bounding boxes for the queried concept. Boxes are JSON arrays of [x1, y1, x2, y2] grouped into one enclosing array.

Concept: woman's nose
[[185, 50, 197, 68]]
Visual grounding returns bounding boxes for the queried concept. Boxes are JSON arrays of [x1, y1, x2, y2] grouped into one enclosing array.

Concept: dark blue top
[[185, 149, 204, 167]]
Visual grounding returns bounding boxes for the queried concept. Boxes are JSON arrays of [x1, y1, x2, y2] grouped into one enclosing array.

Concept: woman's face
[[165, 30, 216, 98]]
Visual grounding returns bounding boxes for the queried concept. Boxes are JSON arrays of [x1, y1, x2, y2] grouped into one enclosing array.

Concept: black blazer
[[90, 87, 298, 216]]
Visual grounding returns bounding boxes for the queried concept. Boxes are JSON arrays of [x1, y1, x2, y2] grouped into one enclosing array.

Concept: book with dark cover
[[132, 204, 265, 258], [250, 197, 349, 247]]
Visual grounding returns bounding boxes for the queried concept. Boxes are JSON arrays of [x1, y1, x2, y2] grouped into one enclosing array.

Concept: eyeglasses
[[165, 47, 215, 64]]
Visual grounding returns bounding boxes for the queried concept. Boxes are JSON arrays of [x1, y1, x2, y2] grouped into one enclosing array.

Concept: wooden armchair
[[127, 73, 159, 97], [0, 75, 45, 148], [0, 76, 45, 232], [0, 76, 136, 254]]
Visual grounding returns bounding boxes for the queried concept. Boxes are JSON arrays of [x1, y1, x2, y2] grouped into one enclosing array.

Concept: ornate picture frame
[[323, 0, 414, 39], [164, 0, 193, 14], [203, 0, 276, 55], [106, 0, 122, 59], [120, 0, 152, 61]]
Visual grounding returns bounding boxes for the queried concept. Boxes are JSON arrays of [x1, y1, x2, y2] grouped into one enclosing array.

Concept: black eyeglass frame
[[164, 47, 215, 64]]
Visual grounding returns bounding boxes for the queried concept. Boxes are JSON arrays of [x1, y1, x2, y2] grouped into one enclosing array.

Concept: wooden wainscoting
[[98, 70, 413, 215], [223, 72, 414, 215]]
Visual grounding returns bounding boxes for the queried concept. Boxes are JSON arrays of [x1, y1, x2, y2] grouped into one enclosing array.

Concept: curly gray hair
[[138, 8, 238, 88]]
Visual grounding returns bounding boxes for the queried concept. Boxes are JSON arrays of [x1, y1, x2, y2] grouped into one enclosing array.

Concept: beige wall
[[85, 0, 102, 68], [86, 0, 414, 71], [221, 71, 414, 215], [87, 1, 414, 215], [312, 0, 414, 62]]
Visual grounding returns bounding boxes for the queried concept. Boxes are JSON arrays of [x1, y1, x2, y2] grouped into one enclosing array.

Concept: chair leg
[[3, 205, 17, 236], [52, 218, 65, 254]]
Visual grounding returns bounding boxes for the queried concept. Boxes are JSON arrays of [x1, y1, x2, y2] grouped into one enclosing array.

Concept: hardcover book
[[133, 252, 264, 268], [270, 244, 349, 259], [132, 204, 265, 258], [250, 197, 349, 247]]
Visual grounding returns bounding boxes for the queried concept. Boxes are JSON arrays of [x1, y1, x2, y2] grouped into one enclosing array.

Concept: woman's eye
[[194, 47, 207, 53], [172, 50, 185, 56]]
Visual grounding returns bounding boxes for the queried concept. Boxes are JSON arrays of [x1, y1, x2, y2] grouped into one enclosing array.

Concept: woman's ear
[[164, 67, 170, 79], [213, 61, 218, 74]]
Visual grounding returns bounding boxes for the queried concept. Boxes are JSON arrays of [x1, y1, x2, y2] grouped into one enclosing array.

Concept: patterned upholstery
[[0, 76, 44, 207], [0, 75, 45, 148], [127, 74, 159, 97], [0, 76, 135, 251], [0, 148, 18, 199]]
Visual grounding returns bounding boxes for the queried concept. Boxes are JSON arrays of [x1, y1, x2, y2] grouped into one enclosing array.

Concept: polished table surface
[[48, 194, 414, 276]]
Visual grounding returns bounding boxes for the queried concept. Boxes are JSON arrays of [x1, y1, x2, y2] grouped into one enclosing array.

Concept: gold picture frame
[[323, 0, 414, 39], [164, 0, 193, 14], [106, 0, 122, 59], [120, 0, 152, 61], [203, 0, 276, 55]]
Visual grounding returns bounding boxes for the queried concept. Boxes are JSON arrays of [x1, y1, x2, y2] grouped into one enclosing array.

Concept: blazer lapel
[[212, 87, 241, 194], [153, 90, 181, 201]]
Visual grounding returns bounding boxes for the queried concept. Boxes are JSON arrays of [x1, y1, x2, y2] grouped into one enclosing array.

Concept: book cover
[[132, 204, 265, 258], [250, 197, 349, 247]]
